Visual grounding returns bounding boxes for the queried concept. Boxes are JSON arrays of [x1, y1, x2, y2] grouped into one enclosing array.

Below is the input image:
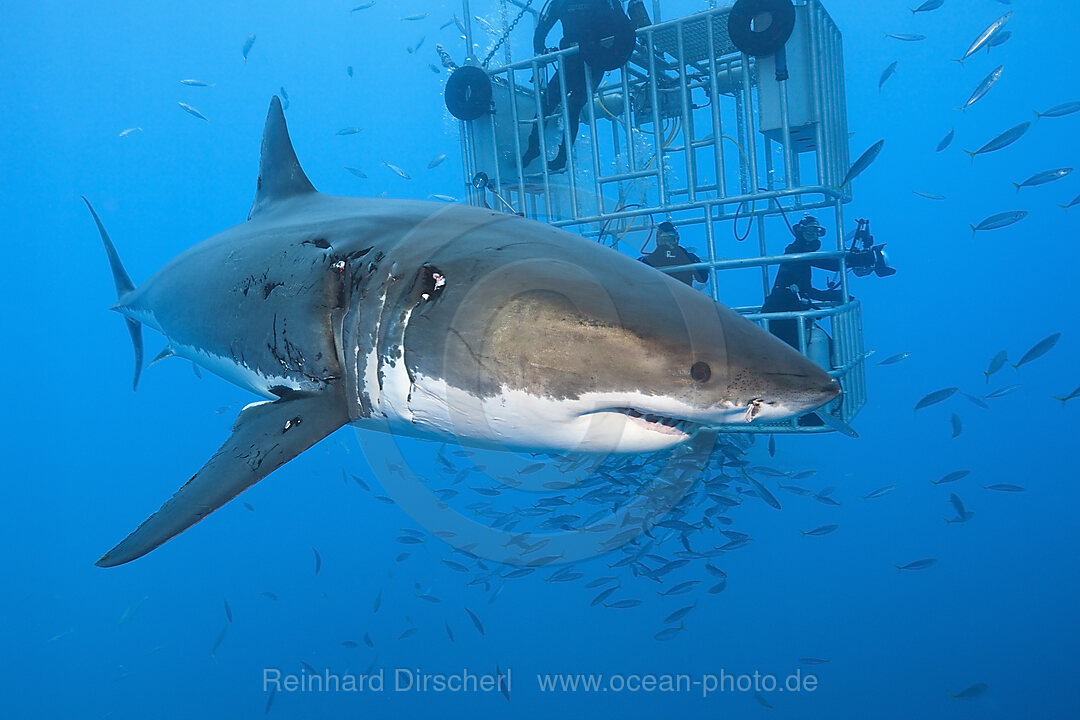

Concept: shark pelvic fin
[[95, 391, 349, 567], [248, 96, 316, 219], [83, 197, 144, 391]]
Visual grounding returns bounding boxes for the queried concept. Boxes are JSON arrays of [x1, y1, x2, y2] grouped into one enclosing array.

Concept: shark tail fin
[[83, 197, 144, 391]]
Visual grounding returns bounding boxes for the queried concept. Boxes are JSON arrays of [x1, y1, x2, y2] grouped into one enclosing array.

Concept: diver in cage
[[521, 0, 632, 172], [761, 215, 845, 349], [638, 222, 709, 287], [762, 214, 894, 348]]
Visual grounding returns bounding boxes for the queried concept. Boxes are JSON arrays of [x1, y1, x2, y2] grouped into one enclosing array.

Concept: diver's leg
[[550, 56, 589, 170], [762, 290, 800, 349], [522, 67, 565, 167]]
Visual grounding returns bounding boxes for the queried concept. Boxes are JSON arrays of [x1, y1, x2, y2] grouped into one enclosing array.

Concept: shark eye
[[690, 361, 711, 383], [418, 265, 446, 301]]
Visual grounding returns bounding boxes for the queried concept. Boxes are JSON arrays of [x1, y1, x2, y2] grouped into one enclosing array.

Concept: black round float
[[444, 65, 492, 121], [727, 0, 796, 57]]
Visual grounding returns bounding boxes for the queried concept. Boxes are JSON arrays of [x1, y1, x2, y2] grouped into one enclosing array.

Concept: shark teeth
[[612, 407, 695, 435]]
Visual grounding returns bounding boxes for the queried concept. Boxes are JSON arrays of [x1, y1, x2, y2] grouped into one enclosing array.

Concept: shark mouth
[[606, 407, 699, 437]]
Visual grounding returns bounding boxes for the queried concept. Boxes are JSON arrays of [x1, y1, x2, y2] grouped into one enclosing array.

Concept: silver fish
[[879, 61, 898, 91], [180, 79, 214, 87], [910, 0, 944, 13], [382, 160, 412, 179], [654, 624, 685, 641], [744, 474, 781, 510], [475, 15, 500, 36], [914, 387, 958, 411], [984, 483, 1025, 492], [862, 485, 897, 500], [1013, 333, 1061, 369], [932, 470, 970, 485], [428, 63, 442, 74], [1013, 167, 1072, 192], [427, 152, 447, 169], [984, 383, 1022, 399], [465, 607, 485, 635], [964, 121, 1030, 160], [957, 13, 1011, 62], [312, 547, 322, 575], [343, 166, 367, 179], [664, 604, 697, 624], [884, 33, 926, 41], [950, 413, 962, 438], [407, 36, 426, 54], [958, 65, 1003, 111], [428, 193, 459, 202], [178, 102, 209, 122], [1035, 101, 1080, 119], [242, 33, 256, 61], [912, 190, 946, 201], [896, 558, 937, 570], [984, 350, 1008, 381], [877, 351, 913, 365], [336, 126, 363, 135], [970, 210, 1027, 236], [210, 625, 228, 657], [936, 128, 955, 152], [960, 392, 989, 409], [800, 524, 839, 536], [1052, 385, 1080, 405], [839, 139, 884, 187], [118, 127, 142, 137], [986, 29, 1011, 50], [350, 2, 375, 11], [1061, 192, 1080, 210], [401, 12, 429, 21]]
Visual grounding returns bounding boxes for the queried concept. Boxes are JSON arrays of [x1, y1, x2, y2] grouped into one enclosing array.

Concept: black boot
[[548, 144, 567, 172], [521, 129, 541, 169]]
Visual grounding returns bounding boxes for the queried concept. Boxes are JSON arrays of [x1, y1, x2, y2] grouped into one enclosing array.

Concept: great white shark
[[85, 97, 840, 567]]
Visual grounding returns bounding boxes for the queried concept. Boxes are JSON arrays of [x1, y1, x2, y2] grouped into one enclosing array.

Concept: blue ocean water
[[2, 0, 1078, 718]]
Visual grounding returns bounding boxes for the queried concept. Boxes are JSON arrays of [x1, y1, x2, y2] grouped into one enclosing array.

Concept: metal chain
[[482, 0, 536, 67]]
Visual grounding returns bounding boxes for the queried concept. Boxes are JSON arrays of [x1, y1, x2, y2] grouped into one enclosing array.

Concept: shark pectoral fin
[[96, 391, 349, 567]]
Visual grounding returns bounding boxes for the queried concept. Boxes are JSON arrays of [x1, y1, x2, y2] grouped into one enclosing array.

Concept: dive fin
[[248, 96, 316, 219], [96, 391, 349, 567], [83, 196, 144, 391]]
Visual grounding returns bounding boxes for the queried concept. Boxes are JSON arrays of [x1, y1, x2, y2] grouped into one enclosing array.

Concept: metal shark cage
[[449, 0, 864, 433]]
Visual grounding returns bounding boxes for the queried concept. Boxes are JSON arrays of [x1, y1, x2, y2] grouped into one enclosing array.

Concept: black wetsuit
[[639, 244, 708, 286], [761, 241, 841, 348], [522, 0, 617, 168]]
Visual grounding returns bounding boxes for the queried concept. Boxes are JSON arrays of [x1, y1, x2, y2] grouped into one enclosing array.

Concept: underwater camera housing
[[847, 219, 896, 278]]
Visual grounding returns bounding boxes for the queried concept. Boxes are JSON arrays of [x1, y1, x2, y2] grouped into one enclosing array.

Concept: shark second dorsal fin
[[248, 96, 316, 219]]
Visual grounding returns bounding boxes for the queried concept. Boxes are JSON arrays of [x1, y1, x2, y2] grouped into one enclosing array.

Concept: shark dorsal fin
[[248, 96, 316, 219]]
